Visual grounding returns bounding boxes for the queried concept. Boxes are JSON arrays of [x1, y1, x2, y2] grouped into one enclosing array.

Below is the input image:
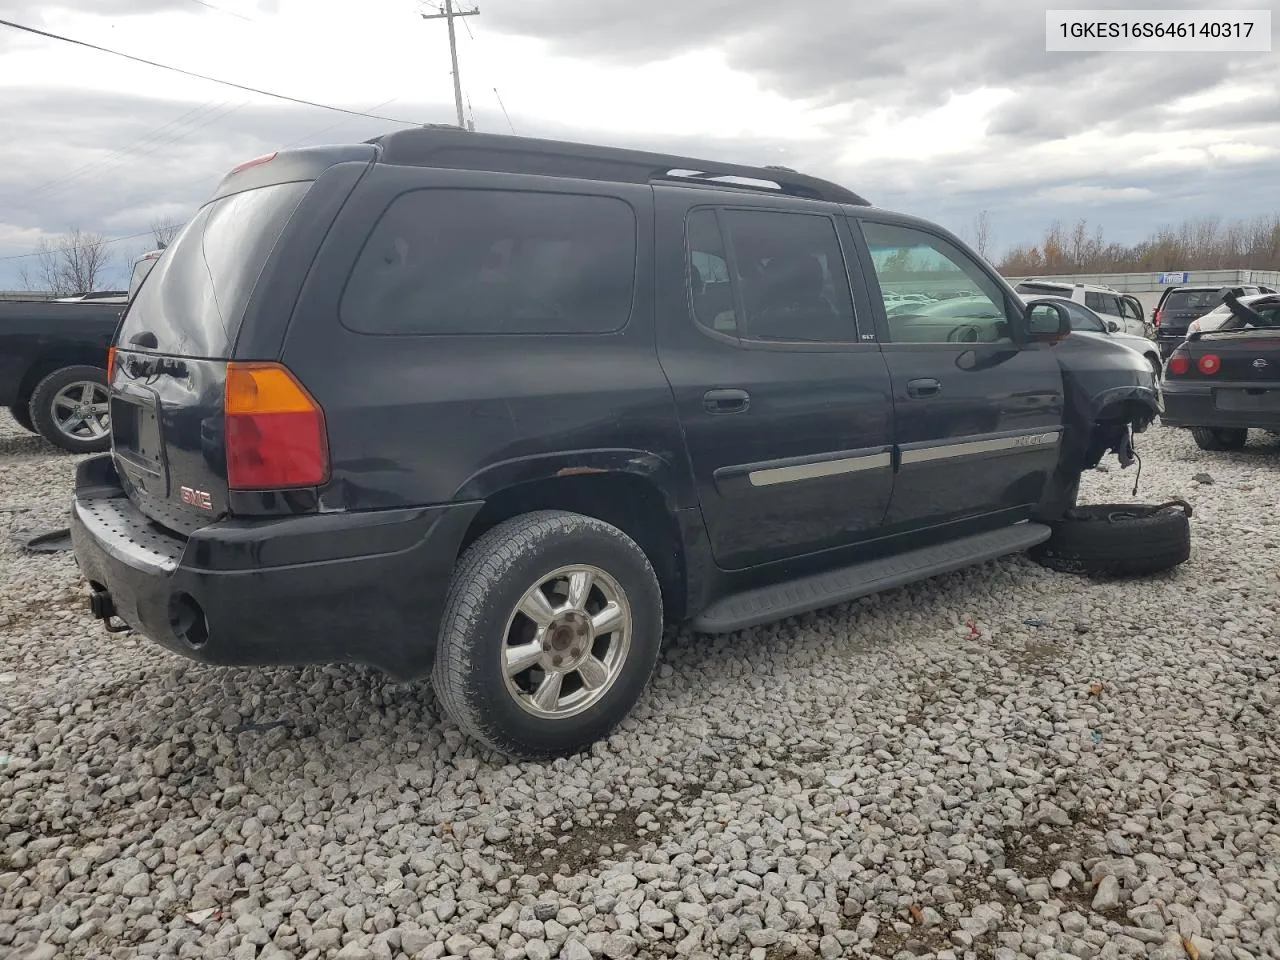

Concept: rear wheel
[[28, 365, 111, 454], [1190, 426, 1247, 451], [8, 403, 35, 433], [432, 510, 664, 758]]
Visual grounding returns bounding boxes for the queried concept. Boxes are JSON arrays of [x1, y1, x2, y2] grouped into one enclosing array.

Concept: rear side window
[[120, 182, 308, 358], [1084, 291, 1122, 315], [340, 189, 637, 335], [685, 208, 858, 343]]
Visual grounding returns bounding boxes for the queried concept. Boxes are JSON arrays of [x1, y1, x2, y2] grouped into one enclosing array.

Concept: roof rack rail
[[365, 127, 870, 206]]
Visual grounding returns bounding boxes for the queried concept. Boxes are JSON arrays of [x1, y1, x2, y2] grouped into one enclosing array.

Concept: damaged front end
[[1038, 334, 1163, 513]]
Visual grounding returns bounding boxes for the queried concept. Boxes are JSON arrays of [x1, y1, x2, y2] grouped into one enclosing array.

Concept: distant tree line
[[996, 214, 1280, 276]]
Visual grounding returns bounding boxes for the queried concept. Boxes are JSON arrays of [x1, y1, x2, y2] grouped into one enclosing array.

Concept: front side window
[[1064, 301, 1106, 333], [859, 221, 1013, 344], [341, 189, 637, 335]]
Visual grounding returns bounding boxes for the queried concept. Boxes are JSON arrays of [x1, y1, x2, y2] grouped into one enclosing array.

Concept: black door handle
[[906, 378, 941, 398], [703, 388, 750, 414]]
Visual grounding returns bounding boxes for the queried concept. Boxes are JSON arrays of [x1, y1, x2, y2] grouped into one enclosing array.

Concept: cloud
[[0, 0, 1277, 287], [1032, 185, 1156, 205]]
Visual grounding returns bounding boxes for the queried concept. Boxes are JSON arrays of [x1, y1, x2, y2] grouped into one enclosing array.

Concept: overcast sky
[[1, 0, 1277, 289]]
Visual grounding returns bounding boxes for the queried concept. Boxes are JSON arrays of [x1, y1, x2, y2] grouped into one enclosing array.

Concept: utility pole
[[421, 1, 479, 129]]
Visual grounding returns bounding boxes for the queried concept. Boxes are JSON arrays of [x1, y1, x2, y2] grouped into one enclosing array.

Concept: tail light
[[106, 346, 116, 382], [1168, 350, 1190, 376], [224, 362, 329, 490], [1152, 307, 1162, 327], [1197, 353, 1221, 376]]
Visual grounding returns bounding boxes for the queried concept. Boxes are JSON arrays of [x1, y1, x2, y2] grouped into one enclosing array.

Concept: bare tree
[[973, 209, 993, 261], [150, 216, 183, 249], [17, 230, 112, 297]]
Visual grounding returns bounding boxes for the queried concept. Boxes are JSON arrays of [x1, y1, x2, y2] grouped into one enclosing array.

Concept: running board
[[692, 522, 1052, 634]]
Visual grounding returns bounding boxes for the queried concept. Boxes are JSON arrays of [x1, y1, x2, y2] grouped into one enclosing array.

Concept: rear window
[[1164, 289, 1224, 311], [119, 181, 309, 358], [339, 189, 637, 336]]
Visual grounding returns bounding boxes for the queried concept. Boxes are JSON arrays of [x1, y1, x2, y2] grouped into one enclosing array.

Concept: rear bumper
[[69, 454, 481, 680], [1160, 382, 1280, 431]]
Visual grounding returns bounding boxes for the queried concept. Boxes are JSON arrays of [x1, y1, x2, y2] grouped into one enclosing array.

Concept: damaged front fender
[[1052, 335, 1163, 472]]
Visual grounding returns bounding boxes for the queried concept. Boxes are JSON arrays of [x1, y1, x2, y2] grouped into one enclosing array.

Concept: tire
[[1190, 426, 1247, 452], [432, 510, 664, 758], [1031, 501, 1191, 577], [8, 403, 35, 433], [28, 365, 111, 454]]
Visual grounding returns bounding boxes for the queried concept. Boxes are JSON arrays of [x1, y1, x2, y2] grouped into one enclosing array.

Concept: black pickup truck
[[0, 295, 123, 453]]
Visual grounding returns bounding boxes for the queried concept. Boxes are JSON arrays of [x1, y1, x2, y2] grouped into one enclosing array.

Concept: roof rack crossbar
[[367, 128, 870, 206]]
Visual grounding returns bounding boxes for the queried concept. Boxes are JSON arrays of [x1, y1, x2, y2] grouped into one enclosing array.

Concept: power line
[[16, 100, 250, 214], [0, 97, 406, 263], [0, 17, 423, 125], [0, 231, 154, 262], [494, 87, 516, 134]]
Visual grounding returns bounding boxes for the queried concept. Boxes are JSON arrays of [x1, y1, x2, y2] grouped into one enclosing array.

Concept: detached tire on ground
[[28, 365, 111, 454], [8, 404, 35, 433], [432, 510, 664, 758], [1191, 426, 1248, 451], [1031, 501, 1192, 577]]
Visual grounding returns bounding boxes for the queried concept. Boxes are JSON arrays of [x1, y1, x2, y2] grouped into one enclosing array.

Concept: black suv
[[1153, 284, 1270, 358], [70, 129, 1161, 757]]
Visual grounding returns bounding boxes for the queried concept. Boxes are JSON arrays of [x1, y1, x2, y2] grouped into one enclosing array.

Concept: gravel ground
[[1, 414, 1278, 960]]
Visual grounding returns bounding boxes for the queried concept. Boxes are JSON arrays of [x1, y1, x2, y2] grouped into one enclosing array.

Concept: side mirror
[[1025, 300, 1072, 341], [1106, 320, 1121, 332]]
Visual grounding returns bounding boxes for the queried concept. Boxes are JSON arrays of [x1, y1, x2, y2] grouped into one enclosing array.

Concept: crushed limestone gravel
[[0, 414, 1277, 960]]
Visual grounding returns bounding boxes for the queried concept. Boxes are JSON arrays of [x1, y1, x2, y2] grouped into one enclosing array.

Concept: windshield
[[118, 181, 308, 358]]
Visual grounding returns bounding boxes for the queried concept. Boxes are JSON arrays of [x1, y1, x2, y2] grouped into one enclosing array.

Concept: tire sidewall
[[441, 517, 663, 756], [29, 365, 110, 454], [1034, 504, 1190, 576]]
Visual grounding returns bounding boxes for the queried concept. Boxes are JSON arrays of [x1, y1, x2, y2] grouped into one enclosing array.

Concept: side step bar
[[692, 522, 1052, 634]]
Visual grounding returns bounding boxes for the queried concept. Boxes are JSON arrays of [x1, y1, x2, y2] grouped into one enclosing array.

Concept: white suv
[[1014, 279, 1151, 339]]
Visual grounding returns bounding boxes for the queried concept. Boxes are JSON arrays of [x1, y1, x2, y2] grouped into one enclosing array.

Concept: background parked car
[[1013, 279, 1150, 339], [1152, 284, 1270, 357], [1161, 294, 1280, 450], [128, 248, 165, 300], [0, 296, 123, 453], [1186, 292, 1280, 336], [1033, 295, 1164, 378]]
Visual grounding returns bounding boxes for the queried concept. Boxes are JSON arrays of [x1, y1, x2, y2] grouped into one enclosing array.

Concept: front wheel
[[432, 510, 664, 758], [1190, 426, 1247, 451]]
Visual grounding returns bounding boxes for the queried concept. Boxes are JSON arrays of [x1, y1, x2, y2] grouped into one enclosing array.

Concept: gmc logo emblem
[[180, 486, 213, 511]]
